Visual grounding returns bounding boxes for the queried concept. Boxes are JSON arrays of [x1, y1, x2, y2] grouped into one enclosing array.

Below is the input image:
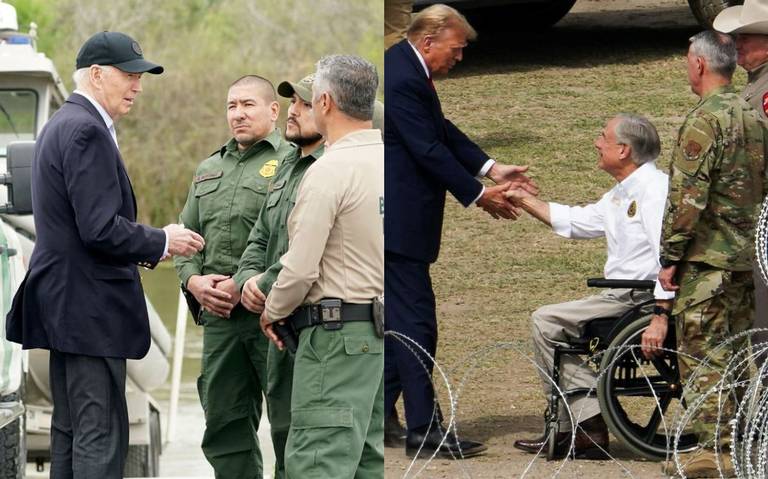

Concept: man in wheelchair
[[505, 113, 674, 459]]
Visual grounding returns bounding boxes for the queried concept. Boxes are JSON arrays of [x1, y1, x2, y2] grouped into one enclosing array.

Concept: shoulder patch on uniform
[[259, 159, 278, 178], [684, 140, 702, 158], [762, 92, 768, 116], [194, 170, 223, 183]]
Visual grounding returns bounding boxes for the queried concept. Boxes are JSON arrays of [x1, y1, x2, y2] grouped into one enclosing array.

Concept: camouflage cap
[[277, 74, 314, 103]]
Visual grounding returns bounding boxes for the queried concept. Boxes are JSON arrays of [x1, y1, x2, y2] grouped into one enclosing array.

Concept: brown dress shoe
[[551, 415, 610, 460], [513, 431, 568, 454]]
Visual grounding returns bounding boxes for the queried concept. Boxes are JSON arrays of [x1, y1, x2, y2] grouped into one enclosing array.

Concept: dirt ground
[[384, 0, 722, 477]]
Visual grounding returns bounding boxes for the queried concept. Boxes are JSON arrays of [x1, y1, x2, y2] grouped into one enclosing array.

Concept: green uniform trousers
[[265, 344, 293, 479], [285, 321, 384, 479], [198, 311, 269, 479], [675, 263, 754, 446]]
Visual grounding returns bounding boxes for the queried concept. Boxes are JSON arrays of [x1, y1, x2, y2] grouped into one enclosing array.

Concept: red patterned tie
[[427, 75, 435, 91]]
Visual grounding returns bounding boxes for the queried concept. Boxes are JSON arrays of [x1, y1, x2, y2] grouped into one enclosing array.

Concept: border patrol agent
[[260, 55, 384, 478], [174, 75, 293, 478], [655, 31, 767, 478], [714, 0, 768, 371], [234, 74, 324, 479]]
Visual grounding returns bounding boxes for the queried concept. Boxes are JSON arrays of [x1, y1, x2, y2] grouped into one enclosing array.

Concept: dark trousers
[[49, 351, 128, 479], [384, 251, 442, 432]]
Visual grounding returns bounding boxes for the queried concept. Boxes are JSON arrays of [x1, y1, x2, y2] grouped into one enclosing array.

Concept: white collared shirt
[[73, 89, 118, 148], [549, 162, 673, 300], [406, 41, 493, 202]]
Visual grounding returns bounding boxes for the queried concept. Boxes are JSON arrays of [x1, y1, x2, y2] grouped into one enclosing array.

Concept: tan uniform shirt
[[743, 62, 768, 120], [265, 129, 384, 321]]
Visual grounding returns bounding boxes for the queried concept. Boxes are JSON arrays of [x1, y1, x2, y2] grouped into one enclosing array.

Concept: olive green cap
[[277, 74, 314, 102]]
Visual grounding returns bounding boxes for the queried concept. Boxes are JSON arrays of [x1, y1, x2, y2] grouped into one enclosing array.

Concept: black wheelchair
[[543, 278, 699, 460]]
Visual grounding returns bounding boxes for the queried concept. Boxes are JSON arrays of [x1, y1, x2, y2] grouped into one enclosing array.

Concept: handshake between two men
[[476, 163, 540, 220]]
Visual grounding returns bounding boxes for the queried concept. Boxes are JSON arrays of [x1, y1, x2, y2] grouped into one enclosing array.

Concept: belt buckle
[[319, 299, 343, 330]]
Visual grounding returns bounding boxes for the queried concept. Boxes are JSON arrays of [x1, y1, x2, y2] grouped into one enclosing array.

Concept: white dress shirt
[[72, 90, 169, 258], [549, 161, 673, 300], [406, 41, 493, 203]]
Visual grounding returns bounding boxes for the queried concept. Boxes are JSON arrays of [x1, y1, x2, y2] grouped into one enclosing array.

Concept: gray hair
[[689, 30, 737, 79], [72, 65, 118, 90], [314, 54, 378, 121], [613, 114, 661, 166]]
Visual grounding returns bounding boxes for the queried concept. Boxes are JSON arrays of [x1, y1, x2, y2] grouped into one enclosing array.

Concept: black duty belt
[[287, 299, 374, 332]]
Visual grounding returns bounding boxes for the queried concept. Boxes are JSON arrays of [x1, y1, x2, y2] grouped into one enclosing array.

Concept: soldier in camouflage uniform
[[174, 75, 293, 478], [648, 31, 767, 477], [714, 1, 768, 369]]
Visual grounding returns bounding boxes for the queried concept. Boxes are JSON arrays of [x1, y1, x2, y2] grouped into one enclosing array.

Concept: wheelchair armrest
[[586, 278, 656, 290]]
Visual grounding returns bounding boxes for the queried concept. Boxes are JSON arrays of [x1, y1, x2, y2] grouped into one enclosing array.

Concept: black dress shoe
[[384, 412, 407, 448], [405, 424, 488, 459]]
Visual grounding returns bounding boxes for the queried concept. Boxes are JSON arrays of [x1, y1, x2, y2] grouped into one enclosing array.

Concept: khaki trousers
[[531, 288, 652, 429]]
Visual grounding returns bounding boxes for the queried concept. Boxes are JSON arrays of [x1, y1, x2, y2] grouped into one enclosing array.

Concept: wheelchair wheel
[[597, 314, 698, 460]]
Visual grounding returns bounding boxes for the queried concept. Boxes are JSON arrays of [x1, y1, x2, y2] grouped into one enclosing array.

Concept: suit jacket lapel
[[397, 41, 448, 137]]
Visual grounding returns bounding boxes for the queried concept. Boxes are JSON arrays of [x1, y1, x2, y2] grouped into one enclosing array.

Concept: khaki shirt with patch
[[265, 129, 384, 321], [743, 62, 768, 121]]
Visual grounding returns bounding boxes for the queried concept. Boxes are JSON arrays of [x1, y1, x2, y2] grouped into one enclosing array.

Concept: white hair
[[72, 65, 118, 90]]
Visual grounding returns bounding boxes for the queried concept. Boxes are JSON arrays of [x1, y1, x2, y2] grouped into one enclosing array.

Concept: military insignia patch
[[684, 140, 702, 159], [259, 159, 278, 178], [763, 92, 768, 116], [627, 200, 637, 218]]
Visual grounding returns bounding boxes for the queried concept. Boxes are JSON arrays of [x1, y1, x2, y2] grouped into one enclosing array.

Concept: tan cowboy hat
[[714, 0, 768, 35]]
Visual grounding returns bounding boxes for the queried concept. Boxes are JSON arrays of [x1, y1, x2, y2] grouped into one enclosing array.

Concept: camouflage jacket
[[661, 85, 767, 271]]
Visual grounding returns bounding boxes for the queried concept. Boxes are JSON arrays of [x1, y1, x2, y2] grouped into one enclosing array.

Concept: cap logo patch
[[762, 92, 768, 116], [131, 41, 143, 56], [300, 74, 315, 86]]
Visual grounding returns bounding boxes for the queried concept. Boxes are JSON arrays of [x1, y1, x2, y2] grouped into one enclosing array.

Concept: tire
[[464, 0, 578, 31], [0, 392, 26, 479], [123, 407, 161, 477], [688, 0, 743, 28], [597, 315, 697, 460]]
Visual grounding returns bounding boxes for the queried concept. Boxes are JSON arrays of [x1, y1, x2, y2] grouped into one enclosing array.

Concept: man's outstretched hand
[[477, 182, 521, 220], [488, 163, 539, 196]]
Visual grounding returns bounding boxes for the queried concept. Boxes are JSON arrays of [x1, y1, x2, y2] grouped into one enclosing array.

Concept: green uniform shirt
[[174, 129, 294, 288], [233, 144, 325, 295], [661, 85, 768, 271]]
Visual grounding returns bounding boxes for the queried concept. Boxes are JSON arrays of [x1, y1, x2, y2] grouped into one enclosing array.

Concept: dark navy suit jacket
[[385, 40, 489, 264], [6, 93, 166, 359]]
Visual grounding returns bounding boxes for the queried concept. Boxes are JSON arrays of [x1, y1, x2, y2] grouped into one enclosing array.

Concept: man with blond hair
[[385, 3, 538, 458]]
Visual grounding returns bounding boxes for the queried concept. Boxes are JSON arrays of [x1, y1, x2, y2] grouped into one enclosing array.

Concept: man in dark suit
[[6, 32, 204, 478], [385, 3, 537, 459]]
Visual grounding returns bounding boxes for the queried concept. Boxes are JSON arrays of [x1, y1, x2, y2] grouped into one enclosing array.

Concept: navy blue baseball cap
[[76, 31, 163, 74]]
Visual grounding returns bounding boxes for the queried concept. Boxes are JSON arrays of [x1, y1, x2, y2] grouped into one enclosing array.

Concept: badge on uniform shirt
[[762, 92, 768, 116], [627, 200, 637, 218], [259, 159, 278, 178]]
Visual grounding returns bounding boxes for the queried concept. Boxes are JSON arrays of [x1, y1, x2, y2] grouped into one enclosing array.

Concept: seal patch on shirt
[[627, 200, 637, 218], [684, 140, 702, 159], [259, 159, 278, 178]]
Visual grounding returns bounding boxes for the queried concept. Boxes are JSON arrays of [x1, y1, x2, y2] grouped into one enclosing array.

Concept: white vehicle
[[0, 2, 170, 476]]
